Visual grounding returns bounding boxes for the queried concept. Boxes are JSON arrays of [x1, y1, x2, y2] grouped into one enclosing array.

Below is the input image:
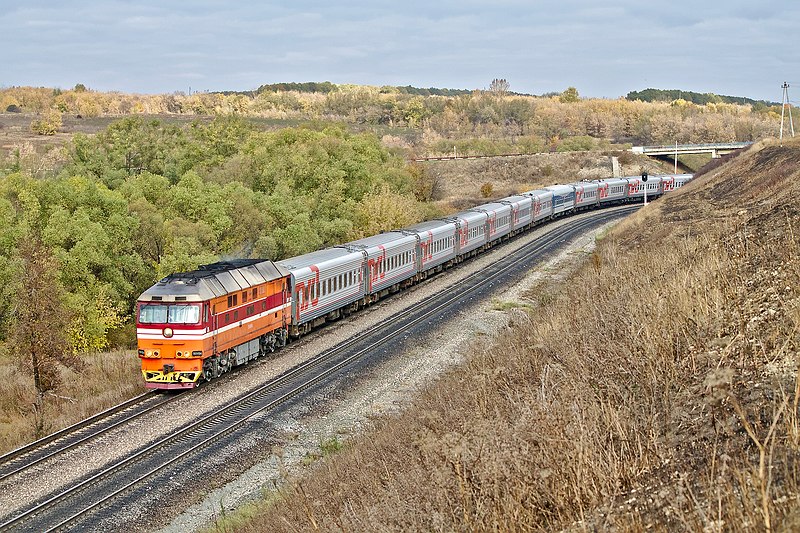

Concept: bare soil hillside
[[236, 138, 800, 532]]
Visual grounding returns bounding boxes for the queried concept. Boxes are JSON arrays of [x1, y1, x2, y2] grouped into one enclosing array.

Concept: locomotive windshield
[[138, 304, 201, 324]]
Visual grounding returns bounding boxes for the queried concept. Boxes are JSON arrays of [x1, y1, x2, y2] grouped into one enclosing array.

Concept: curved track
[[0, 205, 637, 532]]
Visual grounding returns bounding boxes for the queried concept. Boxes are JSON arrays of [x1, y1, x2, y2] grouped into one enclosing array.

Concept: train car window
[[252, 288, 257, 299], [225, 312, 230, 324], [262, 301, 267, 311], [242, 291, 248, 303], [234, 310, 239, 320], [247, 305, 254, 315]]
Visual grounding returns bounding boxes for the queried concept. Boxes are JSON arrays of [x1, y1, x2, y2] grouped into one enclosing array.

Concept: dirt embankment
[[232, 138, 800, 532]]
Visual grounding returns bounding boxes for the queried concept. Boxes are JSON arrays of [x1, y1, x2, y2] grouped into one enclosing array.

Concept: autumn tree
[[30, 109, 63, 135], [489, 78, 510, 95], [10, 235, 79, 436], [559, 87, 580, 103]]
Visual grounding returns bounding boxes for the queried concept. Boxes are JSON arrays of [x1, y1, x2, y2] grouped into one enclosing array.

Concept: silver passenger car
[[499, 195, 534, 232], [572, 181, 600, 210], [596, 178, 628, 204], [401, 219, 458, 272], [447, 209, 489, 256], [276, 247, 364, 327], [339, 232, 418, 296], [522, 189, 554, 222], [469, 201, 514, 243]]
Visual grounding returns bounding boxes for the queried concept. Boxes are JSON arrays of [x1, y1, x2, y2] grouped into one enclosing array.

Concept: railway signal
[[641, 171, 649, 206]]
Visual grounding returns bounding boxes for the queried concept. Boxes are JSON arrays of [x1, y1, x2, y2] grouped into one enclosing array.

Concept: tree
[[30, 109, 63, 135], [489, 78, 510, 95], [10, 235, 79, 437], [559, 87, 580, 103]]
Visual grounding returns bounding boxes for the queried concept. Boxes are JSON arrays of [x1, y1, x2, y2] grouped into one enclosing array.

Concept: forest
[[0, 116, 434, 360]]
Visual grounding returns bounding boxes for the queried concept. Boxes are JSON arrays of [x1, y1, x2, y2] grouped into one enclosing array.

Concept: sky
[[1, 0, 798, 102]]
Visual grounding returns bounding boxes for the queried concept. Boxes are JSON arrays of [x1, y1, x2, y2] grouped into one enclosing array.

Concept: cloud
[[1, 0, 796, 100]]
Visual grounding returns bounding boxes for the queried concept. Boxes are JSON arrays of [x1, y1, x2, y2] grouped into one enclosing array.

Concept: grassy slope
[[230, 138, 800, 531]]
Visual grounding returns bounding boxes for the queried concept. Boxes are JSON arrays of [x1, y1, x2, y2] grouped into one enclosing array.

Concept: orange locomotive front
[[136, 259, 291, 389]]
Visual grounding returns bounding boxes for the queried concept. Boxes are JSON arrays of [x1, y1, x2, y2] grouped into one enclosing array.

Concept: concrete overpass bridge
[[630, 142, 753, 159]]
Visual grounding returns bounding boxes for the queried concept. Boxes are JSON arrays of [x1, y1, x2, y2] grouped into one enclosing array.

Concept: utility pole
[[780, 82, 795, 145], [674, 140, 678, 174]]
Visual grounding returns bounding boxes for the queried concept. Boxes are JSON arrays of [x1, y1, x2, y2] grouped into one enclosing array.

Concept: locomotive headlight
[[163, 327, 174, 338]]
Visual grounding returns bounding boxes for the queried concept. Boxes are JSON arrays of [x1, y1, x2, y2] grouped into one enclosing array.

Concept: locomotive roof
[[138, 259, 289, 302]]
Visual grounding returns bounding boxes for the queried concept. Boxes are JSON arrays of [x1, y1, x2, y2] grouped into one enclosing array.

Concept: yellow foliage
[[30, 109, 62, 135], [356, 185, 423, 237], [67, 289, 124, 354]]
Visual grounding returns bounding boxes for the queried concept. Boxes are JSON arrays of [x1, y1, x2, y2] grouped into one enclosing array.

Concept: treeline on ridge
[[2, 84, 784, 151], [626, 87, 778, 107]]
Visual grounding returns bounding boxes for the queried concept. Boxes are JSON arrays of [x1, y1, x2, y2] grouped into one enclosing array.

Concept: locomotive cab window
[[139, 304, 201, 324]]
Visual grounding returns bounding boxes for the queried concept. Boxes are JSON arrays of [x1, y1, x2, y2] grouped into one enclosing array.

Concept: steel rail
[[0, 392, 181, 485]]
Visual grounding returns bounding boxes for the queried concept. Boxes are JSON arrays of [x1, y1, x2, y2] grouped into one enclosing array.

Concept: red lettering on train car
[[310, 265, 320, 306], [295, 280, 306, 320], [534, 199, 541, 216], [367, 247, 387, 285], [598, 183, 609, 199], [420, 231, 433, 264], [575, 188, 584, 204], [488, 213, 496, 236], [460, 221, 469, 247], [378, 246, 386, 279]]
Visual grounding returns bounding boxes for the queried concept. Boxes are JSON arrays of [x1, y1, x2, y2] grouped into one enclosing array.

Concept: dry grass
[[0, 348, 145, 454], [224, 138, 800, 532]]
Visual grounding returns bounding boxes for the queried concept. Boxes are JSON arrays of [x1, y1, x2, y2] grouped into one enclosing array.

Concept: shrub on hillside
[[30, 110, 62, 135]]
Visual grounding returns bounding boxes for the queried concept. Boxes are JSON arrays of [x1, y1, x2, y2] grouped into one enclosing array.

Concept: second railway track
[[0, 391, 181, 485]]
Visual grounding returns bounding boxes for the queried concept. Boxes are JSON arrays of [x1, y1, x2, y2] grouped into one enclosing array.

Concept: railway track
[[0, 391, 181, 485], [0, 205, 636, 532]]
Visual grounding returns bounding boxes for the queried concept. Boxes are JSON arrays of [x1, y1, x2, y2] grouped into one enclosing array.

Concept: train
[[136, 173, 694, 389]]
